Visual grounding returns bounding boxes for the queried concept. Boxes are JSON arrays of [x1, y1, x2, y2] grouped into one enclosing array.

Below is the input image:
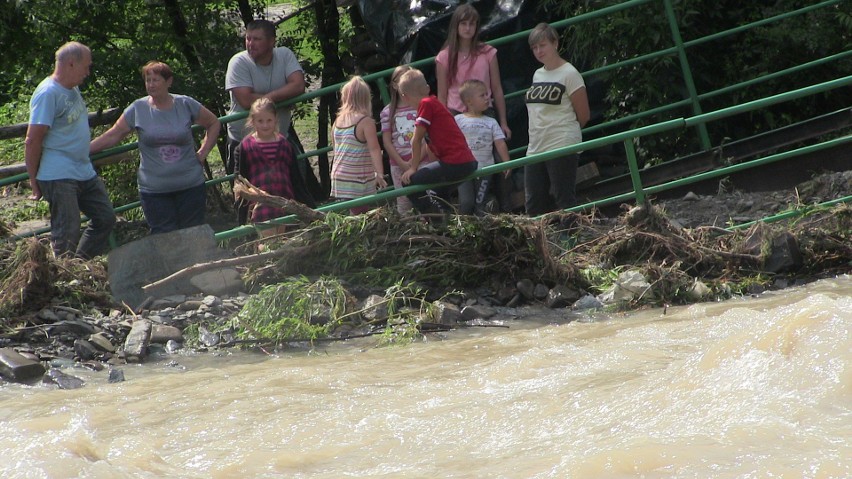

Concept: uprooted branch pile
[[240, 208, 577, 291], [235, 180, 850, 303], [1, 179, 850, 329], [232, 175, 577, 289], [0, 238, 112, 324]]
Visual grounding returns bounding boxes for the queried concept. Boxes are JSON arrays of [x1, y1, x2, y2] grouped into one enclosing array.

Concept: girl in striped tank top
[[330, 76, 387, 214], [235, 97, 297, 239]]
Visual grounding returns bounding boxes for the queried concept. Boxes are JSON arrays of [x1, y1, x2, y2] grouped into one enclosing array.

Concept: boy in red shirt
[[399, 68, 477, 213]]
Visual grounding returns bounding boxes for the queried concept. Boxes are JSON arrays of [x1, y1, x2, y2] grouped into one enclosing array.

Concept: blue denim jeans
[[39, 177, 116, 259], [140, 183, 206, 234], [406, 161, 477, 214], [457, 174, 495, 216]]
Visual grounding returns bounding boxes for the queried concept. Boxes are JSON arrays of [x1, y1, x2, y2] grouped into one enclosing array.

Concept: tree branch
[[233, 176, 326, 223]]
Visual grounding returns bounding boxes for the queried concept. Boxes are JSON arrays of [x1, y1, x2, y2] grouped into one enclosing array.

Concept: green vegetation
[[228, 276, 436, 346], [375, 281, 435, 346], [233, 275, 351, 343]]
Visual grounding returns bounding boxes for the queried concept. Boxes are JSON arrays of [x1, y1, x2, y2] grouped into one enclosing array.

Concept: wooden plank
[[0, 108, 122, 141]]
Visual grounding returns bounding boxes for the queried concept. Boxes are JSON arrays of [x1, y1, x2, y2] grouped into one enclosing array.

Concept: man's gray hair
[[55, 41, 90, 64]]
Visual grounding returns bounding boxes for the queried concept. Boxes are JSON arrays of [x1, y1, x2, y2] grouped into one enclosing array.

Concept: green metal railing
[[4, 0, 849, 243]]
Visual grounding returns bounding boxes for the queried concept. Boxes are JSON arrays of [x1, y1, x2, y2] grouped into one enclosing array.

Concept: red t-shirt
[[415, 96, 475, 165]]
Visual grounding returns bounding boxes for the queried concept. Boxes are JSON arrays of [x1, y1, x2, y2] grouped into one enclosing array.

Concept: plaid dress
[[238, 134, 295, 223]]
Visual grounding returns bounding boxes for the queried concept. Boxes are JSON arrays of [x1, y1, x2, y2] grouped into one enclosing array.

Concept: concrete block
[[108, 225, 235, 310]]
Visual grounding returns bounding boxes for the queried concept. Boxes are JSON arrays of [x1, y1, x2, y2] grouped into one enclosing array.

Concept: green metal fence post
[[623, 138, 647, 205], [375, 77, 391, 105], [662, 0, 711, 150]]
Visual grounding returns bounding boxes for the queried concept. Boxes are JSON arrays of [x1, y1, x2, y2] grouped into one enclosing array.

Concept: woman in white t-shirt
[[524, 23, 590, 216]]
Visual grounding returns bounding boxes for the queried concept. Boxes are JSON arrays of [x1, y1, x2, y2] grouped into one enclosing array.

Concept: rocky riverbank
[[1, 171, 850, 389], [0, 276, 611, 389]]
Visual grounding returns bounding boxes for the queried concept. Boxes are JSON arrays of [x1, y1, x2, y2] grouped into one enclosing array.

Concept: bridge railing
[[3, 0, 848, 243]]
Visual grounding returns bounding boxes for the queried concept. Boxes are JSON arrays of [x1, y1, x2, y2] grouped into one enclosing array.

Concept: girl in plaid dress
[[235, 97, 296, 238]]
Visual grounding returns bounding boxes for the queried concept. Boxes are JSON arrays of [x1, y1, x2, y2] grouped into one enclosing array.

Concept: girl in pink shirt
[[435, 4, 511, 139]]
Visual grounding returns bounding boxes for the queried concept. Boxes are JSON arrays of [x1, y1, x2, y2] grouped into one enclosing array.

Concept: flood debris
[[0, 175, 849, 387]]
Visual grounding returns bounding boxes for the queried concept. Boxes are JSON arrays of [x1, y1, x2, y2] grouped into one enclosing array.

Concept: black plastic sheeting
[[357, 1, 530, 61]]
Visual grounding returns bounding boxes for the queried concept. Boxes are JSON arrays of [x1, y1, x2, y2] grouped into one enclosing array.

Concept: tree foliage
[[0, 0, 346, 201], [1, 0, 250, 113]]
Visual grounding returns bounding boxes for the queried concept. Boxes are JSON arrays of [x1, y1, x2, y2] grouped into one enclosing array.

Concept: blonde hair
[[528, 22, 559, 47], [246, 97, 278, 133], [459, 79, 486, 104], [387, 65, 413, 135], [398, 69, 429, 97], [337, 76, 372, 118]]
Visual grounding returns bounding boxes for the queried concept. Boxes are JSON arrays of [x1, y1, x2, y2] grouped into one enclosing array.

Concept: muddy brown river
[[1, 276, 849, 478]]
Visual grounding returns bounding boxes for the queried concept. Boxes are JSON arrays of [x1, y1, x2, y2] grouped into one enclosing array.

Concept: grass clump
[[232, 275, 352, 344]]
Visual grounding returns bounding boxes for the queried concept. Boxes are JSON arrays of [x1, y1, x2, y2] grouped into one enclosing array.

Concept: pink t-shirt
[[436, 44, 497, 113]]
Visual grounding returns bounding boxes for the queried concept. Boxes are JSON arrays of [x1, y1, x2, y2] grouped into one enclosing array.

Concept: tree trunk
[[236, 0, 254, 27], [313, 0, 344, 199], [162, 0, 201, 70]]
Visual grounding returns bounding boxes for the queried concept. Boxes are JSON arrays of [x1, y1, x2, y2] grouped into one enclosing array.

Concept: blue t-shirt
[[123, 94, 205, 193], [28, 77, 96, 181]]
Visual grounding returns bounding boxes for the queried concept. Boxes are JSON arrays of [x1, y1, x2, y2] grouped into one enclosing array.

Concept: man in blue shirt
[[25, 41, 116, 259]]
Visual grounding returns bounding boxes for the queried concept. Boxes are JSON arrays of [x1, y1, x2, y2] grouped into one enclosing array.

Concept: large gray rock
[[150, 324, 183, 344], [742, 225, 803, 273], [124, 320, 152, 363], [0, 348, 45, 382], [360, 295, 389, 322], [189, 269, 244, 297], [516, 279, 535, 300], [533, 283, 550, 300], [545, 285, 581, 309], [432, 301, 462, 326], [44, 369, 85, 390], [461, 304, 497, 321], [108, 225, 241, 310]]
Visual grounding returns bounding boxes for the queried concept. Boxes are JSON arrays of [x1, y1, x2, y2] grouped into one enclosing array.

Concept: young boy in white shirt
[[454, 79, 511, 215]]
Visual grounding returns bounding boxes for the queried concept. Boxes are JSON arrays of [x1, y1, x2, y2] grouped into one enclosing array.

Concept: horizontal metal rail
[[3, 0, 848, 245], [214, 75, 851, 241], [728, 194, 852, 231]]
